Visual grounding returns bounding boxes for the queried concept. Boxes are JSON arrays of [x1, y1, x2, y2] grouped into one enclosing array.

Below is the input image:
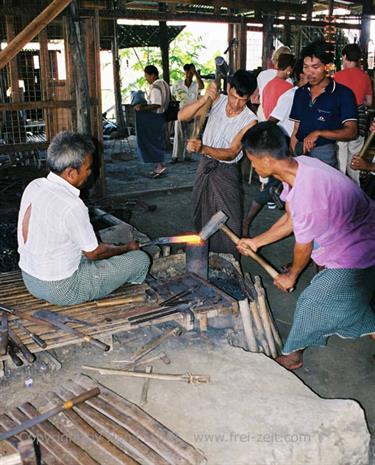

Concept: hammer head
[[199, 210, 228, 241]]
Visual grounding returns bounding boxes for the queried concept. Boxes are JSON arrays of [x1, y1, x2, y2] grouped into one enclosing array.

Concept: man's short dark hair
[[144, 65, 159, 77], [342, 43, 362, 62], [183, 63, 193, 71], [277, 53, 296, 71], [228, 70, 257, 97], [301, 40, 334, 65], [242, 122, 290, 160]]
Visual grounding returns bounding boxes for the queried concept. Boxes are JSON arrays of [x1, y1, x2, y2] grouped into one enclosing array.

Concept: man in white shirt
[[18, 131, 150, 306], [171, 64, 204, 163]]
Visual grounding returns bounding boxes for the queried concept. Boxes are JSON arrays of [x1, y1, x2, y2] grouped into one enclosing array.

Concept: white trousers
[[337, 136, 364, 185], [172, 120, 194, 160]]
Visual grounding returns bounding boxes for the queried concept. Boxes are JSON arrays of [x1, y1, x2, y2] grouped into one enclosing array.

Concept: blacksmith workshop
[[0, 0, 375, 464]]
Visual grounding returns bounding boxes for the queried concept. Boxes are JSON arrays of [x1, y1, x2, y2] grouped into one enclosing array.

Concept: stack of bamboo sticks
[[238, 274, 283, 358]]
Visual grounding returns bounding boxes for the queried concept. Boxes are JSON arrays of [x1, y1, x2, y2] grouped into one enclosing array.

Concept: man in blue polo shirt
[[290, 40, 357, 167]]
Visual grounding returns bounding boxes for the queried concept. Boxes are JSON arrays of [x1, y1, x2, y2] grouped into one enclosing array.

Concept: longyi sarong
[[192, 156, 241, 257], [283, 267, 375, 354], [22, 251, 150, 306], [135, 111, 166, 163]]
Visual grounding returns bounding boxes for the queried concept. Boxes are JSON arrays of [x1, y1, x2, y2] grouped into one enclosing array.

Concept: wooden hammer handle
[[192, 96, 212, 139], [358, 130, 375, 159], [220, 224, 279, 280]]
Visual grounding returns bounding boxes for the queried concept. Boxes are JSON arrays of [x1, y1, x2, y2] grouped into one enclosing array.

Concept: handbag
[[164, 99, 180, 122]]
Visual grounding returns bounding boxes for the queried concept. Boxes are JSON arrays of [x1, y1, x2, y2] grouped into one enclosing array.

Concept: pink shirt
[[280, 156, 375, 268]]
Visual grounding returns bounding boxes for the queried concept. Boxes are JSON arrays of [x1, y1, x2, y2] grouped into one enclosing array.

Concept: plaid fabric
[[192, 156, 241, 258], [283, 267, 375, 354], [22, 251, 150, 306]]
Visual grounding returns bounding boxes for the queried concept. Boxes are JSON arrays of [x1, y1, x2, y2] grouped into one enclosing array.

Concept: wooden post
[[66, 0, 91, 134], [359, 0, 371, 69], [112, 20, 126, 136], [283, 14, 291, 48], [39, 29, 53, 141], [227, 23, 235, 74], [159, 21, 170, 84], [262, 14, 274, 69], [236, 19, 247, 70], [0, 0, 72, 71], [5, 16, 21, 103]]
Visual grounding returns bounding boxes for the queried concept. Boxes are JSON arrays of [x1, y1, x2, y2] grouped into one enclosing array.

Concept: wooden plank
[[0, 415, 63, 465], [9, 404, 99, 465], [56, 386, 170, 465], [0, 0, 73, 71], [65, 381, 193, 465], [77, 377, 206, 465], [43, 391, 140, 465]]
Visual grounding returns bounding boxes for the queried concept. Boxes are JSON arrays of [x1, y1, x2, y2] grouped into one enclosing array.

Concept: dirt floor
[[0, 137, 374, 463], [102, 137, 375, 440]]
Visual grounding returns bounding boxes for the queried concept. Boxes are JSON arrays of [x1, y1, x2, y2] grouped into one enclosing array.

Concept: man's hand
[[237, 237, 259, 255], [125, 240, 140, 251], [303, 130, 320, 153], [274, 271, 297, 293], [187, 138, 202, 153], [351, 155, 373, 171], [134, 104, 143, 112], [205, 81, 219, 102]]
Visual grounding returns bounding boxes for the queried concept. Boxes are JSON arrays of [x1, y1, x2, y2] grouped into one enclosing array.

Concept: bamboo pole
[[238, 299, 258, 352]]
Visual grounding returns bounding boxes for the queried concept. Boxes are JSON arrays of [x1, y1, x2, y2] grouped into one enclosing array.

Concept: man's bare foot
[[370, 333, 375, 342], [275, 351, 303, 370]]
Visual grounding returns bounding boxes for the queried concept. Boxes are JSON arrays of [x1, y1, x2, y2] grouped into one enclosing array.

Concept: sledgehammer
[[199, 211, 280, 281]]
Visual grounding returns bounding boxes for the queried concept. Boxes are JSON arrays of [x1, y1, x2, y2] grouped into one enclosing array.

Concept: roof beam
[[0, 0, 72, 71], [80, 8, 246, 23], [124, 0, 308, 15]]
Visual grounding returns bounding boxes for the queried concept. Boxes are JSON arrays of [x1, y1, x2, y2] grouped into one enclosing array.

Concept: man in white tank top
[[178, 70, 257, 256]]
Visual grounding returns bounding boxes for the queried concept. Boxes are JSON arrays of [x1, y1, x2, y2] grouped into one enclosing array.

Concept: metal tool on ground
[[129, 326, 184, 363], [12, 318, 47, 349], [8, 340, 23, 367], [0, 387, 100, 441], [140, 365, 153, 406], [129, 303, 195, 326], [8, 329, 36, 364], [32, 310, 110, 352], [1, 304, 47, 349], [113, 351, 170, 365], [159, 285, 200, 306], [0, 311, 8, 355], [199, 210, 288, 284], [0, 304, 54, 328], [82, 366, 210, 384]]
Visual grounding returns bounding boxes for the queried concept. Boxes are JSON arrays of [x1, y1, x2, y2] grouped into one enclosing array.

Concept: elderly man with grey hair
[[17, 131, 150, 306]]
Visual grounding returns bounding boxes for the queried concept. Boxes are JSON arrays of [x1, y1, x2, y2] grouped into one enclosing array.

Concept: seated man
[[17, 131, 150, 306], [238, 122, 375, 370]]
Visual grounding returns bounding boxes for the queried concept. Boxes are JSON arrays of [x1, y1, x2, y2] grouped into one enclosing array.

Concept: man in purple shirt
[[238, 122, 375, 370]]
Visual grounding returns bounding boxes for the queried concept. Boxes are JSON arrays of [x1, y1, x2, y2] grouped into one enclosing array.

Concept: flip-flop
[[152, 170, 167, 178]]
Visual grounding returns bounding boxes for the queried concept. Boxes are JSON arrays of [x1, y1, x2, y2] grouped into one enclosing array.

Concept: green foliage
[[119, 29, 221, 99]]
